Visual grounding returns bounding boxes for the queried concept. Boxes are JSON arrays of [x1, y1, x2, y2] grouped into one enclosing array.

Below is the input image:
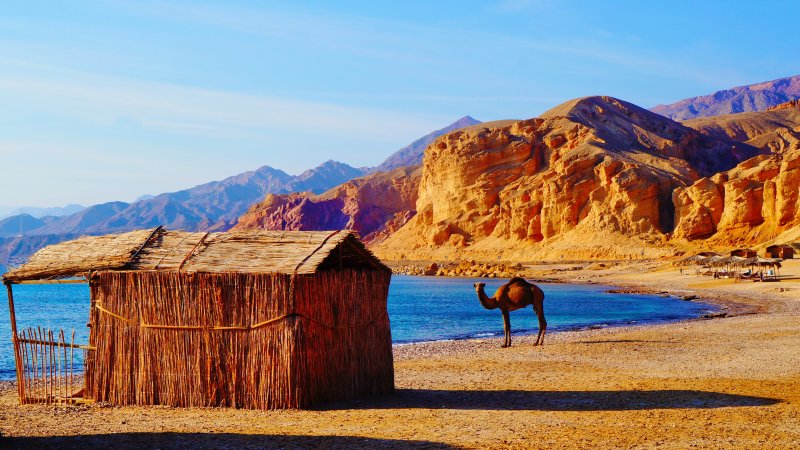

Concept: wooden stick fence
[[16, 327, 89, 404]]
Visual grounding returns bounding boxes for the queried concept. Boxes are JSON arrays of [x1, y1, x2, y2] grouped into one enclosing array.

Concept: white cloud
[[0, 60, 445, 141], [0, 59, 452, 205]]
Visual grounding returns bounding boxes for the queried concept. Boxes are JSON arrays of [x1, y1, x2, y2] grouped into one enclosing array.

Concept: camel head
[[473, 282, 485, 292]]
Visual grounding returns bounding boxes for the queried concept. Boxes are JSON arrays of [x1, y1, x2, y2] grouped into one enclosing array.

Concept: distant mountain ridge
[[0, 204, 85, 220], [651, 74, 800, 121], [284, 160, 370, 194], [0, 115, 482, 271], [370, 115, 481, 173], [0, 161, 368, 239], [683, 100, 800, 154], [5, 84, 800, 268], [0, 115, 481, 241], [0, 214, 49, 237], [0, 233, 82, 273]]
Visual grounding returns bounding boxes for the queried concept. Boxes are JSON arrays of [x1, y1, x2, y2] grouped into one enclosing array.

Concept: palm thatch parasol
[[743, 257, 782, 268], [677, 254, 713, 266]]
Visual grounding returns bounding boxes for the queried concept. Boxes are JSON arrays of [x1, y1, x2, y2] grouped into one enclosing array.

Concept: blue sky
[[1, 0, 799, 207]]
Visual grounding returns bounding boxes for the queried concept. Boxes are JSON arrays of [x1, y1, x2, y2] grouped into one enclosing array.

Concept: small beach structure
[[742, 256, 783, 281], [730, 248, 757, 258], [766, 245, 794, 259], [677, 253, 722, 276], [2, 227, 394, 409], [677, 254, 714, 266]]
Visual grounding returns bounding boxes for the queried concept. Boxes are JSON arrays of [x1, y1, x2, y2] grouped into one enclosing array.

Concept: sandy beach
[[1, 259, 799, 449]]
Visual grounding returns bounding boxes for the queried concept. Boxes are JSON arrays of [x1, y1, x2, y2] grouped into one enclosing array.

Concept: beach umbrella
[[744, 257, 782, 268], [706, 255, 728, 267], [725, 256, 750, 268], [678, 254, 712, 266]]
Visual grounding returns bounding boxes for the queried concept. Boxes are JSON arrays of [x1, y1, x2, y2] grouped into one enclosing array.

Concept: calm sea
[[0, 276, 716, 380]]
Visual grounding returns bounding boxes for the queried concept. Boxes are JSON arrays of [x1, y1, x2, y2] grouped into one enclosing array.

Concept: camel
[[473, 277, 546, 348]]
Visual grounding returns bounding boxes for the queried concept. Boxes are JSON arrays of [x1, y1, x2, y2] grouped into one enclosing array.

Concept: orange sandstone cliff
[[672, 146, 800, 245], [371, 97, 761, 260], [671, 101, 800, 244]]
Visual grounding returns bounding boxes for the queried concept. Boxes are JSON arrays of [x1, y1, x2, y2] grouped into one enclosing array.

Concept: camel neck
[[476, 287, 498, 309]]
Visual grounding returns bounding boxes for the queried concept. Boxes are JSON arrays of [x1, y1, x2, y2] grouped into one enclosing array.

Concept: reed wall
[[85, 269, 393, 409], [293, 270, 393, 407]]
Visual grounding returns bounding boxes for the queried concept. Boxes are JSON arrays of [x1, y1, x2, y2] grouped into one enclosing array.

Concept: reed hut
[[730, 248, 757, 258], [766, 245, 794, 259], [2, 227, 394, 409]]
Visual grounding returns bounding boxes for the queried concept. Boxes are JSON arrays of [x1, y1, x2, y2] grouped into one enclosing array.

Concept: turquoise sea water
[[387, 276, 715, 343], [0, 276, 716, 380]]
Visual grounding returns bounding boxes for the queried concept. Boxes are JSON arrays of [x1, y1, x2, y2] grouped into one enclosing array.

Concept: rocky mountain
[[0, 214, 48, 237], [672, 146, 800, 244], [651, 74, 800, 121], [235, 96, 774, 261], [0, 204, 85, 221], [0, 161, 367, 239], [682, 101, 800, 154], [234, 165, 421, 244], [0, 233, 81, 273], [370, 116, 481, 173], [673, 101, 800, 243], [370, 96, 763, 261]]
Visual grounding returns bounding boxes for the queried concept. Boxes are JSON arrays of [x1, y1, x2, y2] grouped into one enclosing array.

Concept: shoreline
[[0, 260, 784, 380], [2, 259, 799, 448], [0, 274, 720, 384]]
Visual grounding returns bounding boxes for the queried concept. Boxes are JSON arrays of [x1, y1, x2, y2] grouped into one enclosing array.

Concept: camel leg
[[501, 309, 511, 348], [533, 304, 547, 346]]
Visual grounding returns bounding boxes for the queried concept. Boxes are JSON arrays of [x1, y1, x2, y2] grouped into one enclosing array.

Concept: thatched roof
[[742, 257, 783, 268], [708, 255, 749, 267], [677, 254, 711, 266], [2, 227, 388, 283]]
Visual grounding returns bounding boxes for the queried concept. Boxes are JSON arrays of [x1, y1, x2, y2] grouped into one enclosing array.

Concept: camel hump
[[507, 277, 530, 286], [508, 277, 544, 301]]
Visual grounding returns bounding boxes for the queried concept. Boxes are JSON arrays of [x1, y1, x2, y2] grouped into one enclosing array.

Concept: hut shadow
[[0, 432, 461, 450], [327, 389, 779, 411]]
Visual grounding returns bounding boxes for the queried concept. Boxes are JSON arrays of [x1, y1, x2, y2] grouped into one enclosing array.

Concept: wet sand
[[1, 260, 799, 449]]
